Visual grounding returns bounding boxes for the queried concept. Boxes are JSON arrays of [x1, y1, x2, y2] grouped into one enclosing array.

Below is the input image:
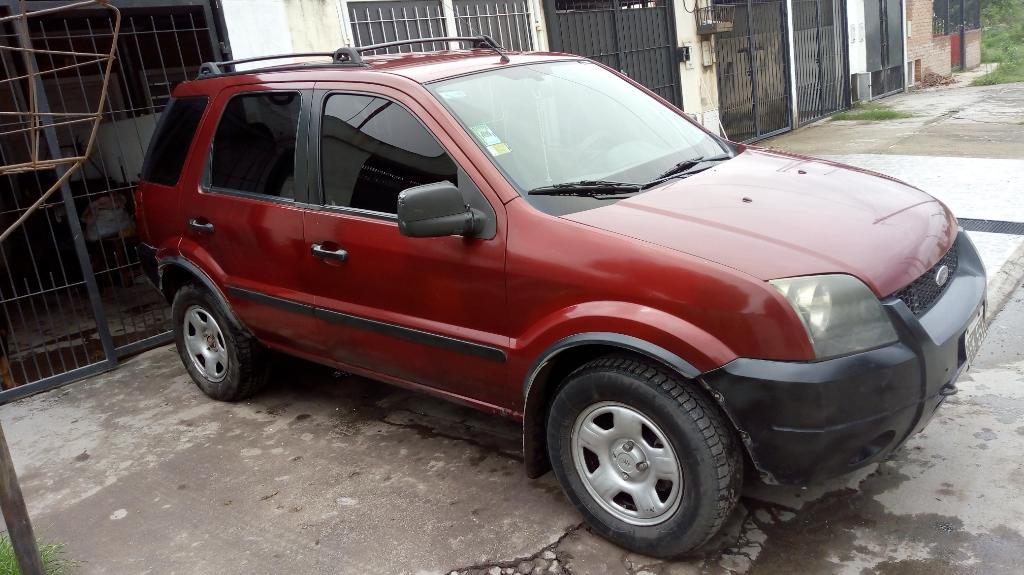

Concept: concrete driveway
[[1, 286, 1023, 575]]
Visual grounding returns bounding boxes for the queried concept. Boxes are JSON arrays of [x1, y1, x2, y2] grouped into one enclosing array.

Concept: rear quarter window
[[140, 96, 208, 186]]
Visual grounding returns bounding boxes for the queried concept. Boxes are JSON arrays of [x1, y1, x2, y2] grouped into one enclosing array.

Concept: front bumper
[[703, 231, 986, 485]]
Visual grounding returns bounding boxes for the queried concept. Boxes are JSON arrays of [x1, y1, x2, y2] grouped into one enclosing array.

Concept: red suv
[[135, 37, 987, 557]]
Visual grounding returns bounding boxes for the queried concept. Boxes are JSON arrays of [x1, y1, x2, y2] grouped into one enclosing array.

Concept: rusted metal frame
[[0, 43, 105, 57], [0, 0, 121, 245]]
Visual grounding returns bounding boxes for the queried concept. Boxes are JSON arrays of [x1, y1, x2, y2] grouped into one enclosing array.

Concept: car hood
[[564, 148, 958, 297]]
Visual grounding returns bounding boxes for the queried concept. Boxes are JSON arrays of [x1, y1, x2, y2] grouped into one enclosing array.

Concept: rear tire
[[546, 355, 742, 558], [171, 283, 270, 401]]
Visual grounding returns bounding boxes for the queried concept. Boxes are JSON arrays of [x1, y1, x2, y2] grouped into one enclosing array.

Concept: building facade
[[906, 0, 981, 84]]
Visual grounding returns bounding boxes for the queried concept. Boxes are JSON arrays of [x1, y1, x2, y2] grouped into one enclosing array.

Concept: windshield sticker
[[486, 142, 511, 156], [437, 89, 467, 100], [470, 123, 503, 147]]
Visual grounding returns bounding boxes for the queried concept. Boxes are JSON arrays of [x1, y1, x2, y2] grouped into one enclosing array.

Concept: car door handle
[[311, 243, 348, 262], [187, 218, 215, 234]]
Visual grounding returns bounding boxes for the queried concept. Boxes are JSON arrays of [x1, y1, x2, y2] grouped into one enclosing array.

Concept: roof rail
[[197, 51, 354, 77], [356, 36, 509, 63], [196, 35, 508, 78]]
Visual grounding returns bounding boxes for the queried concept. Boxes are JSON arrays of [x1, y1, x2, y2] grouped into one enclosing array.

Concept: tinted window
[[209, 92, 300, 198], [141, 97, 207, 186], [320, 94, 456, 214]]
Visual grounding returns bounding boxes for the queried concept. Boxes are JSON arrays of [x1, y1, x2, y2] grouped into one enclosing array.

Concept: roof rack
[[196, 35, 508, 78]]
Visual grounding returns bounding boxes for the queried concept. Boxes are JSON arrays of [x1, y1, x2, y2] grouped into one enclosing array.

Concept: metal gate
[[347, 0, 537, 52], [865, 0, 903, 97], [0, 0, 224, 402], [542, 0, 682, 108], [715, 0, 791, 142], [791, 0, 848, 125]]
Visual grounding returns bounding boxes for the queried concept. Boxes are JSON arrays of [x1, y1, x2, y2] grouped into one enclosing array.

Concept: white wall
[[221, 0, 346, 69], [847, 0, 867, 74], [672, 1, 721, 133]]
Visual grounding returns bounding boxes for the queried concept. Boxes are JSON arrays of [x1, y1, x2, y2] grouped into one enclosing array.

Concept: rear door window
[[140, 96, 207, 186], [208, 92, 301, 199]]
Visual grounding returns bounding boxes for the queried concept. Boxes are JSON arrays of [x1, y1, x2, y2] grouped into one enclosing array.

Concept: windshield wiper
[[644, 153, 733, 187], [527, 180, 642, 197]]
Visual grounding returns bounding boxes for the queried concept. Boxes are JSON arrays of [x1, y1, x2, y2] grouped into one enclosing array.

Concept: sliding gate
[[715, 0, 791, 141], [0, 1, 224, 402]]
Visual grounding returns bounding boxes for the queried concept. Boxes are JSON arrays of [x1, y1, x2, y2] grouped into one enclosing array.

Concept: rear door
[[303, 83, 509, 407], [181, 84, 318, 354]]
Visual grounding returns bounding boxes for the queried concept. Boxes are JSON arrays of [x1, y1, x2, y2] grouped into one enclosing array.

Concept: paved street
[[1, 81, 1022, 574]]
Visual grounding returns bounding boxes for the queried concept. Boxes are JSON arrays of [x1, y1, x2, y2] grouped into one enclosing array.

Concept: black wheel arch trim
[[521, 332, 704, 478], [158, 256, 253, 337]]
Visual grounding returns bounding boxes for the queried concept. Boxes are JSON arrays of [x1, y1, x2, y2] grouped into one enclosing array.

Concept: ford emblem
[[935, 264, 950, 287]]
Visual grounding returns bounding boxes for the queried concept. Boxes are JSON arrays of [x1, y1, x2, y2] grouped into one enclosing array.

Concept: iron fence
[[0, 0, 222, 402], [454, 1, 534, 50], [348, 1, 450, 53], [348, 0, 535, 53]]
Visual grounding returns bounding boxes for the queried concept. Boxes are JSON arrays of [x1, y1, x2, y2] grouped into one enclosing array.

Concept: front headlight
[[770, 274, 898, 359]]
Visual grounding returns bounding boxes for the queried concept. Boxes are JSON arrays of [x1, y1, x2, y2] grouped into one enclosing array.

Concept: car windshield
[[428, 60, 728, 214]]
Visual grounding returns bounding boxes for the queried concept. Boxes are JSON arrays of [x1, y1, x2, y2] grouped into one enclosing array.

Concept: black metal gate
[[791, 0, 848, 124], [542, 0, 682, 108], [715, 0, 791, 142], [0, 0, 225, 402], [865, 0, 903, 97]]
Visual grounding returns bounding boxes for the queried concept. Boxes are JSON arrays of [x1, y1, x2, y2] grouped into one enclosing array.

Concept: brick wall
[[907, 0, 952, 81], [965, 28, 982, 69]]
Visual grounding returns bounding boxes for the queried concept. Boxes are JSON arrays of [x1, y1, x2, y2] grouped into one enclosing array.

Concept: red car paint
[[135, 50, 955, 421]]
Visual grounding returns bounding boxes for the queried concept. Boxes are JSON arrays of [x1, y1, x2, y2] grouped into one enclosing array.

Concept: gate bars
[[0, 0, 224, 403]]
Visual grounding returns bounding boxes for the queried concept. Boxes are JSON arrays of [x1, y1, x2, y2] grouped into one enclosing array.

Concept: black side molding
[[226, 285, 506, 363], [226, 286, 315, 316]]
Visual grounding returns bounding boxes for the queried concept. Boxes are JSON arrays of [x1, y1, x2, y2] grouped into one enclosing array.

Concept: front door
[[183, 85, 318, 354], [303, 85, 509, 407]]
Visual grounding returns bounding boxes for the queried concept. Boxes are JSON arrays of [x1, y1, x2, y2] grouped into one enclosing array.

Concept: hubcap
[[182, 305, 228, 382], [571, 401, 683, 526]]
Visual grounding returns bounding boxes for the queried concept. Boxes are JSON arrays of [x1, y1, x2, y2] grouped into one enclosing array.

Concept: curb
[[986, 238, 1024, 322]]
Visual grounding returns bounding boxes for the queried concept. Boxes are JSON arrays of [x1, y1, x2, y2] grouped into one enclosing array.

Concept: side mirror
[[397, 181, 485, 238]]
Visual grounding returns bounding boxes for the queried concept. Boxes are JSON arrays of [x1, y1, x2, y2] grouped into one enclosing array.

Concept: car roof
[[180, 50, 582, 90]]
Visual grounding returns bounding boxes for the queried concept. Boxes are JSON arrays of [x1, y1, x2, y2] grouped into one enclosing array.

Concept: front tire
[[546, 356, 742, 558], [171, 284, 270, 401]]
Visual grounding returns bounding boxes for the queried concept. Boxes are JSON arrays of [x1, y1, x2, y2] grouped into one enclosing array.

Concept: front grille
[[890, 243, 959, 316]]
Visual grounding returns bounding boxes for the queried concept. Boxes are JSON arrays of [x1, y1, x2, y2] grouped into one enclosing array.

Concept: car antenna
[[476, 35, 510, 64]]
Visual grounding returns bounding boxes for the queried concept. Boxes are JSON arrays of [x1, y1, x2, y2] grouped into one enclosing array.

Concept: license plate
[[963, 306, 987, 369]]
